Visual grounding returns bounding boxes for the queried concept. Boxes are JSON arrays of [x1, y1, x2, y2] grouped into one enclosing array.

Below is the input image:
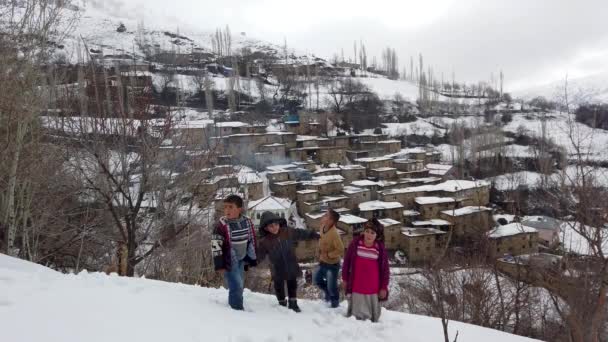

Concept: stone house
[[432, 180, 491, 206], [337, 214, 368, 234], [332, 135, 351, 148], [487, 223, 539, 258], [346, 150, 370, 161], [377, 140, 402, 154], [403, 210, 421, 226], [318, 147, 347, 164], [426, 163, 456, 180], [398, 177, 442, 187], [414, 197, 457, 220], [238, 172, 265, 200], [411, 219, 453, 231], [352, 180, 381, 200], [439, 206, 493, 240], [339, 165, 367, 183], [302, 176, 344, 196], [358, 200, 404, 221], [296, 189, 319, 215], [342, 186, 372, 210], [368, 167, 398, 180], [378, 218, 403, 250], [394, 159, 429, 178], [354, 157, 394, 171], [400, 228, 447, 263], [271, 181, 298, 199], [259, 143, 287, 164], [379, 187, 427, 207]]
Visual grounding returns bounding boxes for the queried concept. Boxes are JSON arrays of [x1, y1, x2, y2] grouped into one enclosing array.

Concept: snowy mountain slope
[[513, 72, 608, 103], [0, 254, 539, 342]]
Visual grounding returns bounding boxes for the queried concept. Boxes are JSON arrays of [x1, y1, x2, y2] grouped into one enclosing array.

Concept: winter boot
[[288, 299, 301, 313], [278, 299, 287, 307]]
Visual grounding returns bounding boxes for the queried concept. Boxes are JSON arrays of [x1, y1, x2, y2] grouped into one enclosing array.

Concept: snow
[[365, 120, 444, 138], [339, 165, 366, 170], [216, 121, 250, 128], [488, 223, 538, 238], [297, 189, 319, 194], [425, 163, 453, 176], [312, 175, 345, 182], [441, 206, 492, 217], [559, 221, 608, 256], [372, 167, 397, 172], [358, 200, 404, 211], [342, 186, 369, 195], [238, 172, 263, 184], [503, 112, 608, 161], [339, 214, 368, 225], [0, 254, 540, 342], [490, 166, 608, 191], [402, 227, 447, 237], [377, 218, 402, 227], [411, 219, 452, 227], [351, 180, 381, 187], [415, 197, 456, 205], [403, 210, 421, 217], [248, 196, 292, 211], [354, 157, 393, 163]]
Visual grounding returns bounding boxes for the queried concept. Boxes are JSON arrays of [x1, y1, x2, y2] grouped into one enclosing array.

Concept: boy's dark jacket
[[211, 215, 257, 271], [257, 211, 319, 281]]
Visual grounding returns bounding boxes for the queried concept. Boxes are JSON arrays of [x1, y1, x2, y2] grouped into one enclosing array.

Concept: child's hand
[[378, 289, 387, 300]]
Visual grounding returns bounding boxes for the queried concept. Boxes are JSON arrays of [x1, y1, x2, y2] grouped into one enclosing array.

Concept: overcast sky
[[90, 0, 608, 91]]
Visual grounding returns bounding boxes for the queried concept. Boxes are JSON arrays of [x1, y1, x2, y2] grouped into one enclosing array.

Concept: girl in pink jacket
[[341, 218, 390, 322]]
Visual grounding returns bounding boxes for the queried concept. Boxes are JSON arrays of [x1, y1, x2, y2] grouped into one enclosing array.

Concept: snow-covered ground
[[0, 254, 539, 342], [502, 112, 608, 161]]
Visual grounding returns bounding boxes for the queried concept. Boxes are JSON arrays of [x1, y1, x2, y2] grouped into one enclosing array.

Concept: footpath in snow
[[0, 254, 539, 342]]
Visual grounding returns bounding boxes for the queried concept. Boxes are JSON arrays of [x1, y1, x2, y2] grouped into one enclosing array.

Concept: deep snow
[[0, 254, 540, 342]]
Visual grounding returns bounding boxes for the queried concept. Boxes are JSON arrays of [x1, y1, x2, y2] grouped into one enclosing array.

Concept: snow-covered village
[[1, 1, 608, 342]]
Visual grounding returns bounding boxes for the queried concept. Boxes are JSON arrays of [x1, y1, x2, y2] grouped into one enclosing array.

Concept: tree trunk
[[4, 120, 26, 256]]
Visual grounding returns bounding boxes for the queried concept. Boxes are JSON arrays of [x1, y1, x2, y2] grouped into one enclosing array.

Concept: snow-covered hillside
[[513, 72, 608, 103], [0, 254, 539, 342]]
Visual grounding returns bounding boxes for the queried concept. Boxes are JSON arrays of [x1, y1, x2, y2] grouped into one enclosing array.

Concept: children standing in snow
[[341, 218, 390, 322], [211, 195, 258, 310], [257, 211, 319, 312]]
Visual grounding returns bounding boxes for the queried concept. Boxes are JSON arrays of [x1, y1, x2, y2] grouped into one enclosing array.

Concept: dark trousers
[[314, 262, 340, 307], [274, 278, 298, 300]]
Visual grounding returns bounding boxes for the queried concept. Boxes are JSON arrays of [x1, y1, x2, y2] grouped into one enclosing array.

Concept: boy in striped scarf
[[341, 218, 390, 322], [212, 195, 257, 310]]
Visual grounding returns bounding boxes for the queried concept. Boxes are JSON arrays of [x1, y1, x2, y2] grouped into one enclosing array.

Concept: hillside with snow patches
[[0, 254, 540, 342]]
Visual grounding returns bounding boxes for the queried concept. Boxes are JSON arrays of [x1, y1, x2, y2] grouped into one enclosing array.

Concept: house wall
[[318, 148, 346, 164], [489, 232, 539, 258], [344, 190, 372, 210], [369, 168, 397, 180], [340, 168, 367, 184], [417, 202, 457, 220], [359, 208, 403, 221], [438, 211, 493, 239], [401, 234, 446, 263], [272, 183, 297, 199]]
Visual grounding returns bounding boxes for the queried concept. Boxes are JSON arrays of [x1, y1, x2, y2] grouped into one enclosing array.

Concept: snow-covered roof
[[339, 214, 368, 225], [296, 135, 319, 141], [433, 180, 490, 192], [402, 227, 447, 237], [266, 164, 297, 172], [440, 206, 492, 217], [303, 175, 344, 186], [399, 177, 442, 185], [415, 197, 456, 205], [487, 223, 538, 238], [358, 200, 404, 211], [377, 140, 401, 144], [403, 210, 421, 217], [297, 189, 318, 195], [351, 180, 379, 187], [313, 168, 341, 174], [173, 119, 215, 129], [342, 186, 369, 195], [412, 219, 452, 226], [354, 157, 393, 163], [248, 196, 292, 211], [378, 218, 401, 227], [305, 211, 325, 219], [215, 121, 249, 128], [521, 216, 559, 231], [426, 164, 454, 171], [339, 164, 366, 170], [372, 167, 397, 172]]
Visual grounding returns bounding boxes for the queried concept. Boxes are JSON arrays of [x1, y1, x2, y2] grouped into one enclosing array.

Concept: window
[[280, 212, 285, 218], [256, 213, 261, 219], [415, 247, 420, 253]]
